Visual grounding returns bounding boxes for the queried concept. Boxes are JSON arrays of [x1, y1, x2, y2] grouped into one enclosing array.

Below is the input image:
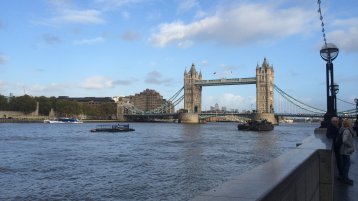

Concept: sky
[[0, 0, 357, 112]]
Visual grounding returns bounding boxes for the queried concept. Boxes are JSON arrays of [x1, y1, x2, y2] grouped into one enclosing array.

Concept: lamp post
[[355, 98, 358, 115], [320, 43, 339, 128]]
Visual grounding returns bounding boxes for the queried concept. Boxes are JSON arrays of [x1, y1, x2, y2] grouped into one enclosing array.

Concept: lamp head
[[320, 43, 339, 62]]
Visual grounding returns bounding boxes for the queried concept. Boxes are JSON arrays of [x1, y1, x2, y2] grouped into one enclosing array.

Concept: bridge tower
[[184, 63, 202, 113], [256, 58, 274, 113]]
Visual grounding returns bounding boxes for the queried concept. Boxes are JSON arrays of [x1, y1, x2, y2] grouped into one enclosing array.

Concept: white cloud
[[329, 18, 358, 53], [0, 80, 7, 89], [0, 53, 8, 64], [122, 31, 140, 41], [150, 3, 315, 47], [121, 11, 130, 19], [27, 83, 70, 95], [205, 93, 255, 111], [50, 9, 104, 24], [332, 18, 358, 27], [201, 60, 208, 67], [94, 0, 143, 11], [39, 1, 105, 25], [145, 71, 171, 85], [178, 0, 198, 13], [80, 76, 115, 89], [73, 36, 106, 45], [42, 33, 62, 44]]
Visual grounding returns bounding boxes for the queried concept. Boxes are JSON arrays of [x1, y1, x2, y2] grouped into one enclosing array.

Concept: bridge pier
[[250, 113, 278, 125], [178, 113, 199, 124]]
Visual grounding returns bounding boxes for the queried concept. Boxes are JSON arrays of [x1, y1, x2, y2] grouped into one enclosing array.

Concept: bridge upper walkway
[[195, 77, 256, 86]]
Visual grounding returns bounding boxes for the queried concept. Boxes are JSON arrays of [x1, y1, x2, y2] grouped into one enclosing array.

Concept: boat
[[237, 119, 274, 131], [90, 124, 135, 132], [280, 119, 294, 124], [44, 118, 83, 124]]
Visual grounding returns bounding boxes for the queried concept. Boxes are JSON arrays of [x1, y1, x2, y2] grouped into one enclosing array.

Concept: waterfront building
[[128, 89, 174, 113]]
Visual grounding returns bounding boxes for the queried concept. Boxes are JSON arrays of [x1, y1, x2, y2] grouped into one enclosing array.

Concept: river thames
[[0, 122, 318, 200]]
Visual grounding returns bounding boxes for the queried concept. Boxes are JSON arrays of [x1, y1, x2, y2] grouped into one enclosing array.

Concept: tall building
[[256, 58, 274, 113], [184, 63, 202, 113], [129, 89, 174, 113]]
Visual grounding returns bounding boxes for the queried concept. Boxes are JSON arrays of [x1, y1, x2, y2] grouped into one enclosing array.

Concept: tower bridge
[[181, 58, 275, 123], [119, 58, 356, 122]]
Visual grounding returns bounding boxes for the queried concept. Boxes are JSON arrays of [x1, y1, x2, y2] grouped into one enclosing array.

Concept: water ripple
[[0, 122, 316, 200]]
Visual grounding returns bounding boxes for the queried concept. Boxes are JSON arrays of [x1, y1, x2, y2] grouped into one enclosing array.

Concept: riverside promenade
[[192, 133, 358, 201]]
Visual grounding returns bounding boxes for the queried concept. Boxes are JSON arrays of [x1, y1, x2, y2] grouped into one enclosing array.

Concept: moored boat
[[90, 124, 135, 132], [44, 118, 83, 124], [237, 119, 274, 131]]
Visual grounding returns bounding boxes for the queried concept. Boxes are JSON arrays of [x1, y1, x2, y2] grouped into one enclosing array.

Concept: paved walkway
[[334, 138, 358, 201]]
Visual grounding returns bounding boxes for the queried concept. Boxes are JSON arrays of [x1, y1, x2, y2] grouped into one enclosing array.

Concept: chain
[[317, 0, 327, 46]]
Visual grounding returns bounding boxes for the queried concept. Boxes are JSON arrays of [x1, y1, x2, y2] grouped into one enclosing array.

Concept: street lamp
[[355, 98, 358, 132], [320, 43, 339, 128]]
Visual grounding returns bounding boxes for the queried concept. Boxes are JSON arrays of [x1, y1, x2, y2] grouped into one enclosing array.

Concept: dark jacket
[[326, 123, 339, 139]]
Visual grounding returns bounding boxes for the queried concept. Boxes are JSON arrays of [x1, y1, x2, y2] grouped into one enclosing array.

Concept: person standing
[[326, 117, 344, 179], [340, 119, 355, 185]]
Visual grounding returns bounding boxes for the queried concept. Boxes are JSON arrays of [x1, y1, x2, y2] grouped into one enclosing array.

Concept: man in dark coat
[[326, 117, 344, 179]]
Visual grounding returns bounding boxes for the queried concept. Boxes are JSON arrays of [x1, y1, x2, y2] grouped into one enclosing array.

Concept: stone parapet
[[192, 133, 333, 201]]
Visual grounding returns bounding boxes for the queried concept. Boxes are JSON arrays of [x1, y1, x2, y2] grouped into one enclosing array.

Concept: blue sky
[[0, 0, 357, 112]]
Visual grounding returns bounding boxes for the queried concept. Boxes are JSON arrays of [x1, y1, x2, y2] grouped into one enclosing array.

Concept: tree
[[55, 100, 82, 116], [35, 96, 52, 115], [9, 95, 37, 114], [0, 95, 9, 110], [98, 102, 116, 119]]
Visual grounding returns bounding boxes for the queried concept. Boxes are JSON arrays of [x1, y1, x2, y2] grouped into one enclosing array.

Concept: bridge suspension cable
[[337, 97, 356, 105], [168, 87, 184, 102], [274, 85, 325, 114], [337, 108, 357, 115]]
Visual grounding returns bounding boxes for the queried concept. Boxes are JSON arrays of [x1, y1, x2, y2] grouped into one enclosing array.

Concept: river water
[[0, 122, 318, 200]]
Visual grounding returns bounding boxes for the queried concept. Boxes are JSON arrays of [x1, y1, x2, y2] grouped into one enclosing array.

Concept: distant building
[[128, 89, 174, 113], [214, 103, 219, 110]]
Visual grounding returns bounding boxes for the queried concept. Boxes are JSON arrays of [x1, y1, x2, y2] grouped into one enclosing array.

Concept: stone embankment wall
[[192, 134, 334, 201], [0, 111, 47, 122]]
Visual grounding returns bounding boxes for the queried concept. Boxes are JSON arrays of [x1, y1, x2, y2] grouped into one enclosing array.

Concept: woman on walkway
[[340, 119, 355, 185]]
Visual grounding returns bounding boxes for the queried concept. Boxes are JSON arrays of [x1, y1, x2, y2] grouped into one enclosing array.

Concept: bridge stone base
[[178, 113, 199, 124], [250, 113, 278, 125]]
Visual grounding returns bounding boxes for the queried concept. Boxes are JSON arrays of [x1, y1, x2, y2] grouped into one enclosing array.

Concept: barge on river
[[90, 124, 135, 132], [237, 119, 274, 131]]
